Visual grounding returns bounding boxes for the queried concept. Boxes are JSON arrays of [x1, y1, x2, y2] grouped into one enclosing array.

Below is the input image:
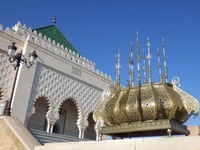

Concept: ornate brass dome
[[93, 35, 199, 139], [94, 82, 199, 126]]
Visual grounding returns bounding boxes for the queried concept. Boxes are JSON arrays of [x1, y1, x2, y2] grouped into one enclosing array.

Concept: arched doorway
[[56, 99, 79, 136], [27, 96, 49, 131], [84, 113, 96, 140], [53, 122, 60, 133]]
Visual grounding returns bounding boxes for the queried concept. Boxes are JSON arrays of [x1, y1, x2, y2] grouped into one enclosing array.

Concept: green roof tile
[[34, 25, 78, 54]]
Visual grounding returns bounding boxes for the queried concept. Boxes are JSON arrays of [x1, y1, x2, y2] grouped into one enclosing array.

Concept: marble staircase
[[29, 128, 90, 145]]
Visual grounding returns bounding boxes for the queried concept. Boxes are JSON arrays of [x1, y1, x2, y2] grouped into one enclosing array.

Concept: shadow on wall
[[84, 113, 96, 140], [27, 96, 49, 131]]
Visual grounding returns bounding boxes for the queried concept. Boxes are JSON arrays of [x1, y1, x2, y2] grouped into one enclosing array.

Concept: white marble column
[[46, 108, 59, 133], [77, 120, 87, 139]]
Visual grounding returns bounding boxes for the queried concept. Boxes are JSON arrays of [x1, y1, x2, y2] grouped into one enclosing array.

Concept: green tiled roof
[[34, 25, 78, 54]]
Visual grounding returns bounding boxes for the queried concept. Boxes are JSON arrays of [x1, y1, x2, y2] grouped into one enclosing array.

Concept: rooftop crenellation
[[1, 22, 111, 81]]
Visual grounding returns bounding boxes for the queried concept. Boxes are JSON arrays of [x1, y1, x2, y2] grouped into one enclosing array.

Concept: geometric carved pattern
[[0, 52, 15, 102], [29, 63, 102, 127]]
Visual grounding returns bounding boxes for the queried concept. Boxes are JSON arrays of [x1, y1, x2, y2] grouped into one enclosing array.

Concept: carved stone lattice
[[0, 52, 15, 102], [28, 63, 102, 127]]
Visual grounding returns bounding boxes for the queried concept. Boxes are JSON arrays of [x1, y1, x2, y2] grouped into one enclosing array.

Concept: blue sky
[[1, 0, 200, 125]]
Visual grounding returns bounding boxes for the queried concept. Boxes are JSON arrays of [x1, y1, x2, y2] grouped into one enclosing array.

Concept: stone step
[[29, 128, 90, 145], [29, 128, 81, 140]]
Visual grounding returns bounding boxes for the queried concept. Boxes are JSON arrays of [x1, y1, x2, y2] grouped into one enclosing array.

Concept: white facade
[[0, 22, 111, 139]]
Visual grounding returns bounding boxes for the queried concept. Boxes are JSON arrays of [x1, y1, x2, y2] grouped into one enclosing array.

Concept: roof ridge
[[33, 25, 78, 54], [33, 25, 55, 31]]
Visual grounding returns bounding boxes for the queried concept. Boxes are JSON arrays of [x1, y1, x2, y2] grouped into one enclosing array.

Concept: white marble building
[[0, 22, 111, 140]]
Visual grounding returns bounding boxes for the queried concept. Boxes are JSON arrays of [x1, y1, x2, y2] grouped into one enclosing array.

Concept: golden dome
[[94, 82, 199, 127], [93, 36, 199, 138]]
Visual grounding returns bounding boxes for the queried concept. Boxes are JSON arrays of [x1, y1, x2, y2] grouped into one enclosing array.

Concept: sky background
[[1, 0, 200, 125]]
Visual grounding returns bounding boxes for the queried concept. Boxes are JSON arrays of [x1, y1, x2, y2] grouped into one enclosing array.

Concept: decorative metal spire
[[142, 49, 147, 84], [157, 47, 163, 81], [53, 16, 56, 25], [129, 41, 134, 86], [136, 31, 141, 85], [146, 37, 152, 83], [115, 49, 121, 87], [162, 38, 168, 82]]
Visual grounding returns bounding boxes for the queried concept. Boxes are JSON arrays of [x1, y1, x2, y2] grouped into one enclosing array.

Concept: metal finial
[[157, 47, 162, 81], [162, 38, 168, 82], [129, 41, 134, 86], [146, 37, 152, 83], [115, 49, 121, 87], [136, 31, 141, 85], [53, 16, 56, 25], [136, 30, 139, 42], [142, 49, 147, 84]]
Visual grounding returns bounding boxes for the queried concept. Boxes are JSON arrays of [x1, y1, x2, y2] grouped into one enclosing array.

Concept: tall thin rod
[[136, 31, 141, 85], [157, 47, 163, 81], [162, 38, 168, 82], [147, 37, 152, 83], [115, 49, 121, 86], [129, 42, 134, 86], [142, 49, 147, 84]]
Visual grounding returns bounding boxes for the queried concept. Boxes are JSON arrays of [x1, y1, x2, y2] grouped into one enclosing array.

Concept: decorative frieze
[[72, 67, 82, 77]]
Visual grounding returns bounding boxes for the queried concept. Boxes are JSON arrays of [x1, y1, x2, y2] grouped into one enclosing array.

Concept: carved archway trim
[[0, 88, 3, 101], [58, 97, 82, 122], [33, 95, 50, 114]]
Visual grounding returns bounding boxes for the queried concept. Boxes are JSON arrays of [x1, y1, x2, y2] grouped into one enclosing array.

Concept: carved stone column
[[46, 117, 57, 133], [95, 121, 103, 141], [46, 109, 59, 133], [77, 119, 88, 139]]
